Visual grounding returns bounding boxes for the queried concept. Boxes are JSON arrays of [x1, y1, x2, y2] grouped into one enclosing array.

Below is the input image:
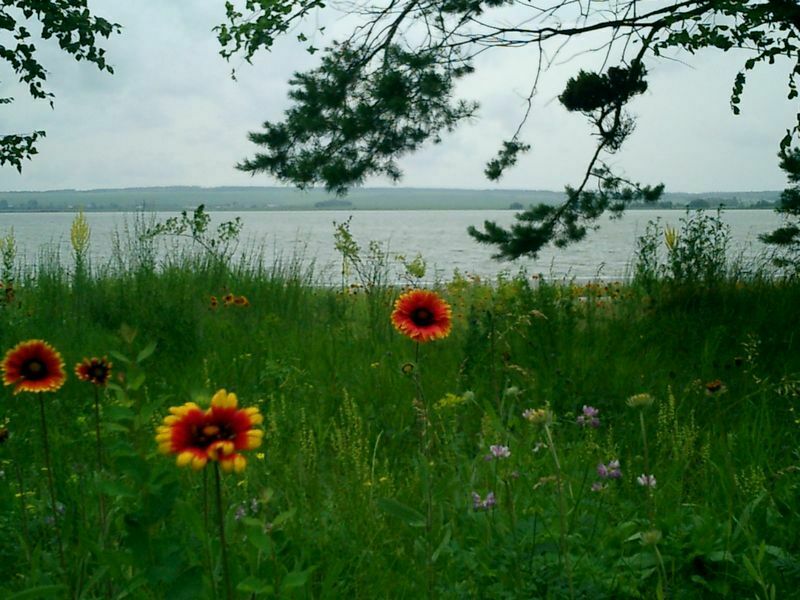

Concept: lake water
[[0, 209, 784, 283]]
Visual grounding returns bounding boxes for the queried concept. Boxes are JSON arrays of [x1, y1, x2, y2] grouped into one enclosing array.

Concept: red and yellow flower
[[156, 389, 264, 473], [391, 289, 452, 342], [2, 340, 66, 394], [75, 356, 113, 387]]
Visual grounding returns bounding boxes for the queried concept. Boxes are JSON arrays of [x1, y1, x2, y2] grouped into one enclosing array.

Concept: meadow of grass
[[0, 213, 799, 599]]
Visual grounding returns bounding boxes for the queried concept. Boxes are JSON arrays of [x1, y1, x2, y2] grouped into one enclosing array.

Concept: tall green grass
[[0, 216, 798, 599]]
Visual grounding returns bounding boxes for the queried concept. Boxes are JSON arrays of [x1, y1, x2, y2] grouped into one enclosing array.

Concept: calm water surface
[[0, 209, 783, 282]]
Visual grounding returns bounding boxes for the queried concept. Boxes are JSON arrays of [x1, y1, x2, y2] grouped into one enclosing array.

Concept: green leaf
[[94, 479, 136, 498], [137, 341, 158, 363], [707, 550, 734, 563], [243, 519, 273, 553], [431, 526, 452, 563], [109, 350, 131, 364], [376, 498, 426, 527], [128, 372, 146, 391], [7, 585, 68, 599], [237, 576, 274, 595], [272, 508, 296, 528], [282, 567, 315, 590]]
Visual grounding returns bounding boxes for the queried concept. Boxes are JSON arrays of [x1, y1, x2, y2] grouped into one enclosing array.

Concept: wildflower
[[597, 460, 621, 479], [70, 209, 91, 256], [532, 441, 547, 453], [641, 529, 663, 546], [391, 289, 452, 342], [401, 362, 415, 375], [234, 505, 247, 521], [2, 340, 66, 394], [637, 474, 657, 488], [626, 393, 654, 408], [210, 295, 219, 309], [472, 491, 496, 511], [156, 389, 264, 473], [74, 356, 113, 387], [503, 386, 521, 398], [233, 295, 250, 307], [487, 444, 511, 460], [523, 407, 552, 425], [591, 482, 605, 492], [704, 379, 727, 396], [576, 405, 600, 428], [223, 293, 235, 306], [664, 226, 678, 251]]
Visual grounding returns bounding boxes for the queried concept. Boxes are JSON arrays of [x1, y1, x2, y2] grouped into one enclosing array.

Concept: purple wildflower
[[598, 459, 621, 480], [471, 491, 497, 511], [637, 474, 657, 488], [471, 492, 482, 510], [489, 444, 511, 459], [577, 405, 600, 428]]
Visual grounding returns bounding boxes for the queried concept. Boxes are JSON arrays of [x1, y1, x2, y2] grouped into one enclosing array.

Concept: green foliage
[[761, 147, 800, 273], [144, 204, 243, 263], [237, 43, 477, 194], [0, 1, 120, 171], [634, 210, 733, 284], [1, 222, 800, 596], [219, 0, 800, 259], [470, 166, 663, 260]]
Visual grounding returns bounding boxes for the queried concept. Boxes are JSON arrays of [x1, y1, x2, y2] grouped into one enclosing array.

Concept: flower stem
[[544, 424, 575, 600], [14, 461, 31, 562], [639, 411, 656, 522], [214, 463, 233, 600], [39, 395, 66, 573], [203, 469, 218, 600], [93, 387, 107, 536]]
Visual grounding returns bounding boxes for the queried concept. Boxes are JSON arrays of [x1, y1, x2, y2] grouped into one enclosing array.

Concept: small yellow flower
[[626, 393, 654, 408], [664, 227, 678, 251], [523, 407, 552, 425]]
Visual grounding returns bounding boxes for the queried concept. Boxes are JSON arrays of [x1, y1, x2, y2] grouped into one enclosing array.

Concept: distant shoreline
[[0, 205, 780, 214], [0, 185, 782, 212]]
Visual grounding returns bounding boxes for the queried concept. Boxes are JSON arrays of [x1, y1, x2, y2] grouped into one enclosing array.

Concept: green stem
[[93, 387, 107, 536], [14, 461, 31, 563], [214, 463, 233, 600], [639, 411, 656, 523], [203, 469, 218, 600], [39, 395, 66, 573], [544, 424, 575, 600]]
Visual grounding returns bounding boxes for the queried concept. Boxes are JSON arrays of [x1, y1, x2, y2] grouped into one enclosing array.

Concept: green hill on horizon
[[0, 185, 782, 211]]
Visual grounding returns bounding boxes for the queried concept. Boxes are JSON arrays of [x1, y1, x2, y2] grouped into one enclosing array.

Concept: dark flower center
[[411, 307, 435, 326], [191, 422, 235, 447], [91, 365, 109, 382], [21, 359, 47, 380], [706, 380, 722, 392]]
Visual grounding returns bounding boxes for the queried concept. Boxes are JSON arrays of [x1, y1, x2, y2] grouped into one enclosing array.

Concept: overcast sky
[[0, 1, 797, 193]]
